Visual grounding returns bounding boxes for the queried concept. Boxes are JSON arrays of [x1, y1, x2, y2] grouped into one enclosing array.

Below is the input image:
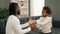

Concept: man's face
[[16, 6, 20, 15]]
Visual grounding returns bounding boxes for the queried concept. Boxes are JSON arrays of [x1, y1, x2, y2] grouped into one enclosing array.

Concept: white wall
[[10, 0, 18, 3], [0, 0, 10, 9], [59, 0, 60, 20]]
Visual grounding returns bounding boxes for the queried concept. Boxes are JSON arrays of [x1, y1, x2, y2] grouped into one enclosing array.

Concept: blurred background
[[0, 0, 60, 34]]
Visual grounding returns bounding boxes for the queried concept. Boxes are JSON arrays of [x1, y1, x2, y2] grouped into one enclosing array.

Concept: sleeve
[[12, 19, 31, 34], [36, 17, 50, 25], [20, 22, 29, 28]]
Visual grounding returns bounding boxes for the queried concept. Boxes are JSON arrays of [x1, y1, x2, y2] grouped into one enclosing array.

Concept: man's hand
[[29, 18, 36, 25], [28, 18, 37, 30], [30, 25, 37, 30]]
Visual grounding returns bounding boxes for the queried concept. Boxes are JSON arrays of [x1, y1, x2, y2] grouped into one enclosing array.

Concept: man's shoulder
[[9, 15, 17, 20]]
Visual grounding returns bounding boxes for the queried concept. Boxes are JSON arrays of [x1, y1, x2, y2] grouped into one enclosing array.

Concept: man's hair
[[9, 3, 18, 15], [43, 6, 52, 15]]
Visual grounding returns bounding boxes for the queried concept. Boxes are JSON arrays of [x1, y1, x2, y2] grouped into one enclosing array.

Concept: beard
[[17, 10, 20, 15]]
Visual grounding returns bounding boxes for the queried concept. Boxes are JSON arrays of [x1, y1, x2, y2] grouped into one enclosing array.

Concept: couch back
[[19, 16, 60, 28]]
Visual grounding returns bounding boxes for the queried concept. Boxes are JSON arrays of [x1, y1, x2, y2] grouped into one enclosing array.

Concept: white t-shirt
[[6, 15, 31, 34], [36, 16, 52, 33]]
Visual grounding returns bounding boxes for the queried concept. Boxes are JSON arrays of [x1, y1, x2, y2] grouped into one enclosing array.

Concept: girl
[[36, 6, 52, 34]]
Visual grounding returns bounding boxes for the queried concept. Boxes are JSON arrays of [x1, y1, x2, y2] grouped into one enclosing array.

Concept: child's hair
[[43, 6, 52, 15]]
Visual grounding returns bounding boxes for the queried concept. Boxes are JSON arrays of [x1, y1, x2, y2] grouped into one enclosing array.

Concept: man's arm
[[21, 22, 29, 28], [12, 18, 36, 34], [12, 19, 31, 34]]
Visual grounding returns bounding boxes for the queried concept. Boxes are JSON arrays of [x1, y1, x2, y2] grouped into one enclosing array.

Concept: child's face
[[42, 9, 48, 17]]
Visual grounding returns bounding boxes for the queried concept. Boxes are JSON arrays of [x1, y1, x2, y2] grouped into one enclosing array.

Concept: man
[[6, 3, 36, 34]]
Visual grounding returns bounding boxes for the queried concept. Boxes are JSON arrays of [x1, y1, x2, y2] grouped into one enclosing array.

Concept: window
[[10, 0, 45, 16], [31, 0, 45, 16]]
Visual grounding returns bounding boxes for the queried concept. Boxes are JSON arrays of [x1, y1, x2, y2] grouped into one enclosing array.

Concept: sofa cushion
[[0, 19, 5, 34]]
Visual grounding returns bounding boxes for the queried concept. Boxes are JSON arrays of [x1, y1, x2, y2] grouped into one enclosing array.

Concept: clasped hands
[[28, 19, 38, 30]]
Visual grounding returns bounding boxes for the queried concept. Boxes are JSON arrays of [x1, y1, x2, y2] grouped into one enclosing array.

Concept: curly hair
[[43, 6, 52, 15], [9, 3, 18, 15]]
